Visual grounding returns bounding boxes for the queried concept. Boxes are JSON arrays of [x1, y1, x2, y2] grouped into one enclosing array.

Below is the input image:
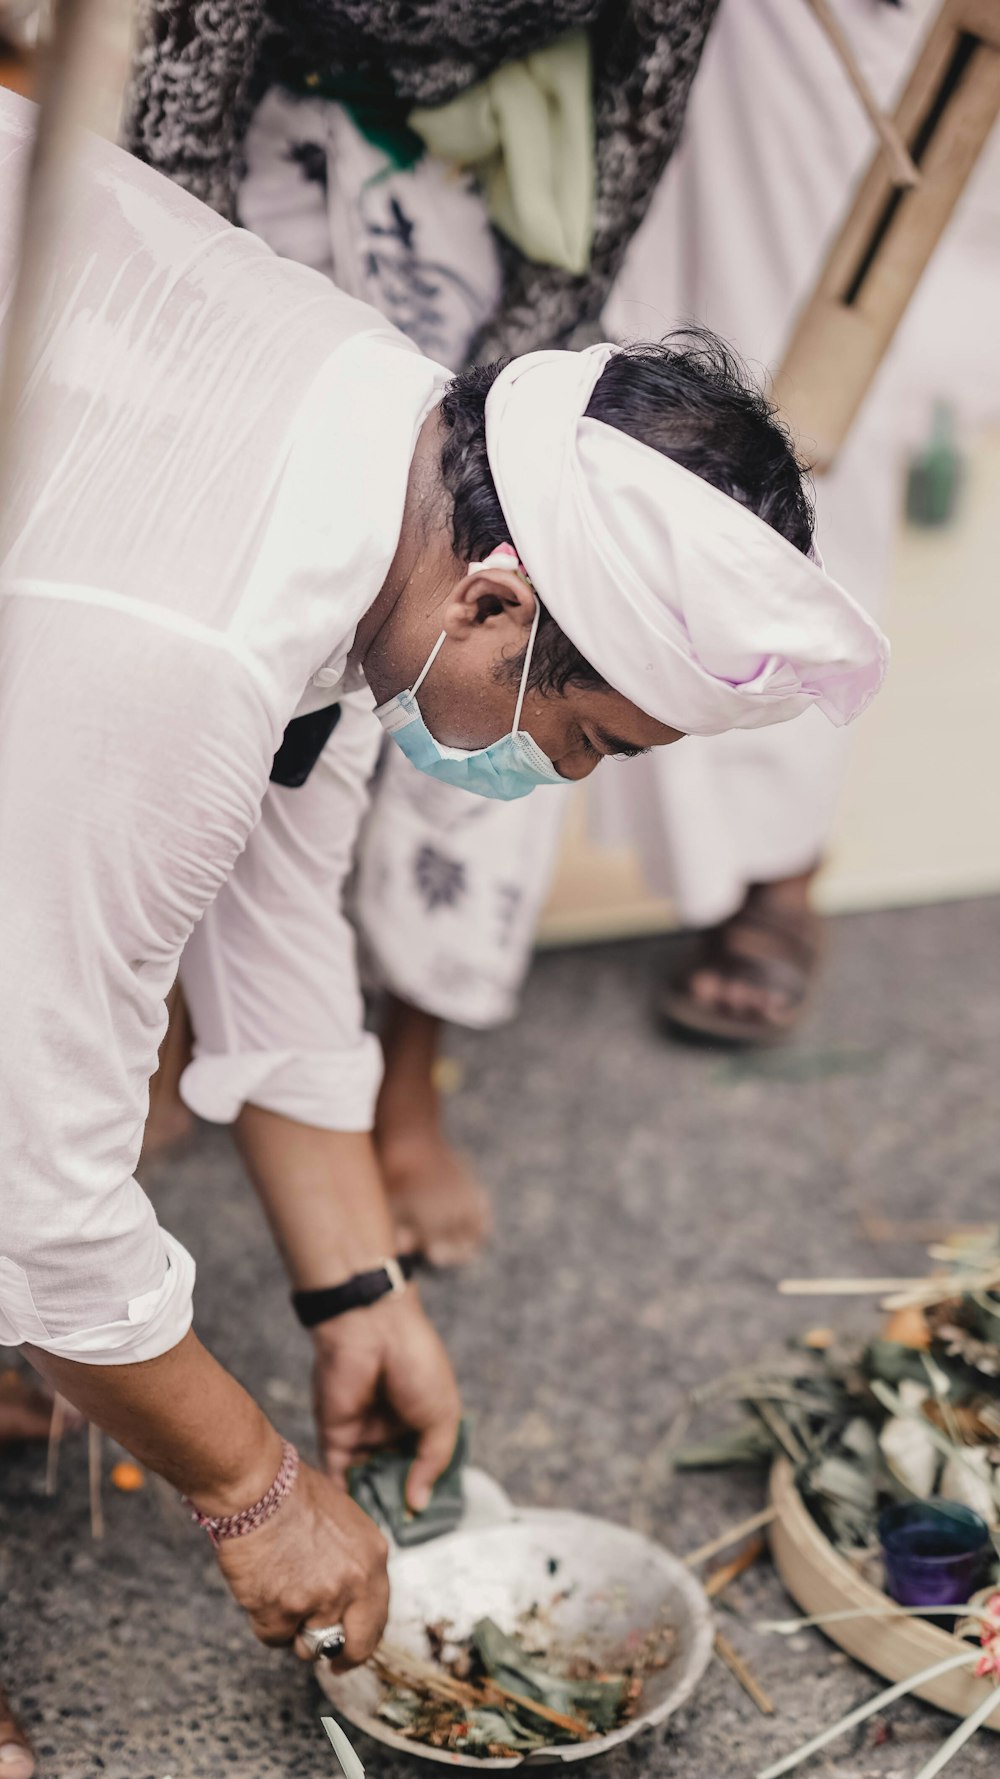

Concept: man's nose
[[555, 753, 600, 782]]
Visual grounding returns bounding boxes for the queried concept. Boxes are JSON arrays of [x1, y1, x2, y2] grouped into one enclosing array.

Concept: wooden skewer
[[803, 0, 920, 187], [45, 1393, 67, 1496], [882, 1267, 1000, 1312], [88, 1421, 104, 1540], [779, 1277, 934, 1296], [482, 1681, 591, 1741], [684, 1506, 777, 1570], [373, 1646, 475, 1707], [704, 1534, 768, 1601], [780, 1264, 1000, 1310], [373, 1644, 592, 1740], [714, 1631, 775, 1716]]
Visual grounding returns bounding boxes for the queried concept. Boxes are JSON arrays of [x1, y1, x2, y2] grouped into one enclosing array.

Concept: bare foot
[[378, 1129, 493, 1268], [375, 997, 493, 1266], [0, 1686, 35, 1778]]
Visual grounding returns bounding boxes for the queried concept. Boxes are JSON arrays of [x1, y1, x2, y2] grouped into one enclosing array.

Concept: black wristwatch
[[292, 1254, 418, 1329]]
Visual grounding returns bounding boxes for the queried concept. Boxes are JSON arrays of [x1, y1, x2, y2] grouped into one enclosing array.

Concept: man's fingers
[[405, 1413, 461, 1513], [338, 1571, 390, 1666], [292, 1565, 389, 1670], [248, 1605, 302, 1648], [247, 1585, 352, 1650], [321, 1412, 401, 1485]]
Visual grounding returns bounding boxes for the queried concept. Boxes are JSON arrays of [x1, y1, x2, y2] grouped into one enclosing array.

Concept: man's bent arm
[[27, 1331, 283, 1515], [236, 1107, 462, 1505], [0, 602, 390, 1657], [236, 1114, 397, 1288]]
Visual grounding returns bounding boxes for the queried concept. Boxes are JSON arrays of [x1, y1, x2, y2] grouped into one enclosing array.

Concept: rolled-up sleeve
[[179, 691, 384, 1134], [0, 592, 274, 1363]]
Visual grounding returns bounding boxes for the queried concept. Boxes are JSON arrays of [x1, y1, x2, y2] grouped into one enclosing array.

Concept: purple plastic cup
[[879, 1498, 993, 1609]]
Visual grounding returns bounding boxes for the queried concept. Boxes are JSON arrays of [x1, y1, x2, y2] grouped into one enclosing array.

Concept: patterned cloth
[[237, 92, 568, 1028], [124, 0, 719, 360], [239, 87, 503, 364]]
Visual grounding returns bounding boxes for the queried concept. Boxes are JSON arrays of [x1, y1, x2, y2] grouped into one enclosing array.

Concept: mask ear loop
[[411, 548, 537, 705], [410, 629, 448, 697], [511, 596, 541, 735]]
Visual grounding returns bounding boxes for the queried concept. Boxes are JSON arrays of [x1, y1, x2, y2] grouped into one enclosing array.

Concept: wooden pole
[[0, 0, 133, 495]]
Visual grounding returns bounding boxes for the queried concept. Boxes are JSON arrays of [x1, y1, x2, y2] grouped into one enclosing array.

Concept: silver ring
[[301, 1622, 347, 1662]]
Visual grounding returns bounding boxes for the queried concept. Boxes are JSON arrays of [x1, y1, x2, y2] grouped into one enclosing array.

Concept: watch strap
[[292, 1254, 417, 1328]]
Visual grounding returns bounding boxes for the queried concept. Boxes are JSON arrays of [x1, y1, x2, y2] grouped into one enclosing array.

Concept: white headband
[[484, 345, 889, 736]]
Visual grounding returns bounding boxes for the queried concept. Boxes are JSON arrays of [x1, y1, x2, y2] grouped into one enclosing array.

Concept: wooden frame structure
[[775, 0, 1000, 469]]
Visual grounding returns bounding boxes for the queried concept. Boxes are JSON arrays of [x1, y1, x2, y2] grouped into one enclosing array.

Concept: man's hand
[[313, 1291, 462, 1511], [26, 1332, 390, 1665], [215, 1458, 389, 1663]]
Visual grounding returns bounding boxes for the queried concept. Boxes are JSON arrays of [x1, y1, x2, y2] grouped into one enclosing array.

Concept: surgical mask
[[373, 553, 567, 801]]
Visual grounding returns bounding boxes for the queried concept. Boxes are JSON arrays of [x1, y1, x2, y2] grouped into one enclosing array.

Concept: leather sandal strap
[[713, 903, 820, 972], [680, 904, 819, 1010], [697, 944, 810, 1006]]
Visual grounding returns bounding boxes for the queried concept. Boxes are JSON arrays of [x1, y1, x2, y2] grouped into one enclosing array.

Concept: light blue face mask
[[373, 569, 567, 801]]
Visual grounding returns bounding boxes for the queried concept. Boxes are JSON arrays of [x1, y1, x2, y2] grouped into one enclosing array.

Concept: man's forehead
[[585, 696, 683, 751]]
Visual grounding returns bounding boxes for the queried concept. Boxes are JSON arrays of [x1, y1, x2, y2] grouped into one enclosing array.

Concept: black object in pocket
[[269, 704, 342, 788]]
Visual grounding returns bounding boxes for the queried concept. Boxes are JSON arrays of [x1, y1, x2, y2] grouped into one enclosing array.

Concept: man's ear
[[440, 566, 536, 642]]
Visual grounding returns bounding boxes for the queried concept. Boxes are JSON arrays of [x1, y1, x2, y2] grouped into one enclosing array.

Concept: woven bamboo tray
[[768, 1458, 1000, 1731]]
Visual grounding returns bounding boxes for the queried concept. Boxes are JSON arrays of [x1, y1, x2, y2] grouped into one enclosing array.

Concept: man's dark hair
[[437, 330, 815, 698]]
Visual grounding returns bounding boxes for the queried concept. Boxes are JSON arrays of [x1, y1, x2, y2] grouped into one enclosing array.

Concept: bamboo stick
[[484, 1681, 590, 1741], [756, 1650, 977, 1779], [714, 1632, 775, 1716], [779, 1277, 933, 1295], [705, 1535, 768, 1601], [684, 1506, 777, 1570], [88, 1422, 104, 1540], [882, 1266, 1000, 1311], [373, 1646, 476, 1708], [779, 1264, 1000, 1309], [373, 1643, 592, 1740], [45, 1393, 67, 1496]]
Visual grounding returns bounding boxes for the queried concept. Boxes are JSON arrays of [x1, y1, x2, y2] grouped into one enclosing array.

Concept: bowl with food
[[319, 1470, 715, 1767]]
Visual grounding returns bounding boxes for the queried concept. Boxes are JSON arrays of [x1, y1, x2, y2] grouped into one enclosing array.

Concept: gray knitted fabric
[[124, 0, 719, 358]]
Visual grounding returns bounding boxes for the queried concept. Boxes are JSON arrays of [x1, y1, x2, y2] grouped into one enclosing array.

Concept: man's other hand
[[312, 1292, 462, 1512]]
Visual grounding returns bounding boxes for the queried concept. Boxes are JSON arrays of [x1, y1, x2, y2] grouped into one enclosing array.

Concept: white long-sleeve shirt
[[0, 91, 446, 1363]]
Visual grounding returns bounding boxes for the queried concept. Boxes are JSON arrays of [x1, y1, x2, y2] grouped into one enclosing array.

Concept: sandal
[[658, 894, 822, 1047]]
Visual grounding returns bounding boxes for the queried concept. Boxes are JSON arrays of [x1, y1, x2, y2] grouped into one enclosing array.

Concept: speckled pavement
[[2, 897, 999, 1779]]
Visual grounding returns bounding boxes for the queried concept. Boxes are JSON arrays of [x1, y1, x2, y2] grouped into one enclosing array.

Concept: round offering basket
[[768, 1458, 1000, 1731]]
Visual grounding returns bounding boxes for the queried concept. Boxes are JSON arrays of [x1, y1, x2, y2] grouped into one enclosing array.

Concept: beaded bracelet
[[185, 1439, 299, 1547]]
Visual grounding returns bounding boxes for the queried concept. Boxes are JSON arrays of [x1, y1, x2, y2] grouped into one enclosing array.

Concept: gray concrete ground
[[2, 896, 999, 1779]]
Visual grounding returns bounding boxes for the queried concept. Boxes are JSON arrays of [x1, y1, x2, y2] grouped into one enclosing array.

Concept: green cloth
[[349, 1421, 468, 1547], [409, 30, 594, 276], [295, 66, 425, 170]]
